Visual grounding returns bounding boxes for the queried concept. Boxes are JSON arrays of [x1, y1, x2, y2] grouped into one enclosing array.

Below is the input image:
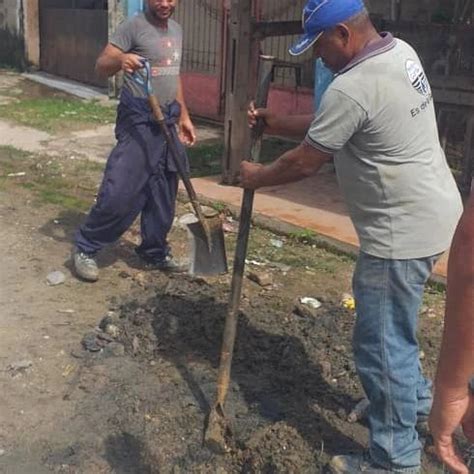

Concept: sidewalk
[[184, 166, 449, 281]]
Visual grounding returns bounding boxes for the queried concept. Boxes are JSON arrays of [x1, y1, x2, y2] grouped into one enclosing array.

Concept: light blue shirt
[[314, 59, 334, 111]]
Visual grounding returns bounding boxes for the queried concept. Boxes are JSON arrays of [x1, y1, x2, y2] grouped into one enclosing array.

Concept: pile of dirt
[[80, 272, 365, 472]]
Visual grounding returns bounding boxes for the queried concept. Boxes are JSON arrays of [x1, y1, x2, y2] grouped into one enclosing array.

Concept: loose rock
[[47, 271, 66, 286], [294, 301, 319, 319], [270, 239, 284, 248], [7, 360, 33, 375], [103, 342, 125, 357], [178, 213, 198, 229], [132, 336, 140, 355], [348, 398, 370, 423], [299, 297, 322, 309], [247, 271, 273, 288], [104, 324, 120, 338], [81, 332, 103, 352], [320, 360, 332, 379]]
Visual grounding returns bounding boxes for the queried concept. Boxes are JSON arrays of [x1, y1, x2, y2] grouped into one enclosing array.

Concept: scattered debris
[[299, 297, 322, 309], [271, 262, 291, 273], [70, 349, 88, 360], [81, 332, 104, 352], [97, 332, 114, 343], [270, 239, 284, 249], [47, 271, 66, 286], [245, 259, 266, 267], [99, 312, 118, 331], [132, 336, 140, 355], [423, 307, 437, 319], [247, 271, 273, 288], [222, 217, 237, 233], [103, 342, 125, 358], [132, 272, 147, 287], [347, 398, 370, 423], [0, 449, 5, 457], [7, 360, 33, 376], [62, 364, 75, 377], [57, 309, 75, 314], [7, 172, 26, 177], [294, 301, 319, 319], [320, 360, 332, 379], [104, 324, 120, 338], [341, 293, 356, 310], [419, 350, 425, 360], [202, 206, 219, 218], [178, 213, 198, 229]]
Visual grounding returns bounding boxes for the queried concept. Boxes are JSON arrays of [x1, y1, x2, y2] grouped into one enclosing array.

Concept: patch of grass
[[187, 136, 295, 178], [288, 228, 317, 244], [0, 97, 116, 132], [260, 137, 295, 163], [188, 141, 223, 177], [39, 187, 89, 210], [211, 201, 228, 213], [0, 145, 32, 160], [0, 145, 99, 211]]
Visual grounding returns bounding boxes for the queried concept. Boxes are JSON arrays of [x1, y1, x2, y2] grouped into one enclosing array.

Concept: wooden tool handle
[[148, 94, 207, 225]]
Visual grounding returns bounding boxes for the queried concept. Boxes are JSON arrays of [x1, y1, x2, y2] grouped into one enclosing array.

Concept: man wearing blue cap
[[244, 0, 463, 472]]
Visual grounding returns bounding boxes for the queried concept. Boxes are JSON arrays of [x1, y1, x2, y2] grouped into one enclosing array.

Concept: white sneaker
[[73, 249, 99, 282]]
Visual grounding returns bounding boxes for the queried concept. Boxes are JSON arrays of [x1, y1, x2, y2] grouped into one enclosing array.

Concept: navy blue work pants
[[75, 122, 179, 263]]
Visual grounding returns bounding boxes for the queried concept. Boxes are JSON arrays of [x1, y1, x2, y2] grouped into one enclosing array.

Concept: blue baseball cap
[[289, 0, 366, 56]]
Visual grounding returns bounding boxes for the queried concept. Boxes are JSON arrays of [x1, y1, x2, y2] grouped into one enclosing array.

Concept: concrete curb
[[177, 189, 447, 288]]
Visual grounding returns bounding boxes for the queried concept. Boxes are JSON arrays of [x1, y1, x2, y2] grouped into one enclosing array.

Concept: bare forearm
[[435, 198, 474, 398], [95, 53, 123, 78], [266, 114, 314, 138], [177, 77, 190, 119], [256, 143, 329, 187]]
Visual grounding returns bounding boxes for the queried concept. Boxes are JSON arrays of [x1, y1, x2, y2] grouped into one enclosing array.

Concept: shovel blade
[[187, 219, 228, 276], [204, 403, 233, 454]]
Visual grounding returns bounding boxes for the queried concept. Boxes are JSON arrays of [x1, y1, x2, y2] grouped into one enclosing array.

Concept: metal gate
[[39, 0, 108, 88]]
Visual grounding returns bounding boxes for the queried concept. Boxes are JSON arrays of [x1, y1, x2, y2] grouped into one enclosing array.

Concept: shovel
[[204, 55, 275, 453], [135, 61, 227, 275]]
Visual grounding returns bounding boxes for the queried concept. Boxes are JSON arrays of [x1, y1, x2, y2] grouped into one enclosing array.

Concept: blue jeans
[[352, 252, 440, 472]]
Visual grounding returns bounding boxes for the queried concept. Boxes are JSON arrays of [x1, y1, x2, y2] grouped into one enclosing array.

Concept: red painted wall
[[182, 72, 315, 120]]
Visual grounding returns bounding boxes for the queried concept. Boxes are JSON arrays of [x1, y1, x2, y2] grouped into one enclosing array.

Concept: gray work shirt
[[306, 33, 463, 259], [110, 13, 182, 105]]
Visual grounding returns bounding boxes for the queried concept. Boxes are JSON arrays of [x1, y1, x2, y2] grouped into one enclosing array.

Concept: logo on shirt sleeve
[[405, 59, 430, 96]]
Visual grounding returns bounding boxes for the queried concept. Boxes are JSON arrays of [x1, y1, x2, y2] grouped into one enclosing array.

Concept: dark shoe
[[148, 255, 188, 273], [328, 452, 417, 473], [73, 249, 98, 282]]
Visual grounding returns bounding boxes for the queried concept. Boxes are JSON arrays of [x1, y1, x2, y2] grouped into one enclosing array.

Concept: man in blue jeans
[[244, 0, 463, 472]]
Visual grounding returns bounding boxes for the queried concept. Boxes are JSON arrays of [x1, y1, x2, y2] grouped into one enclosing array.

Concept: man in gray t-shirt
[[111, 10, 183, 106], [243, 1, 462, 473], [73, 0, 195, 281]]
